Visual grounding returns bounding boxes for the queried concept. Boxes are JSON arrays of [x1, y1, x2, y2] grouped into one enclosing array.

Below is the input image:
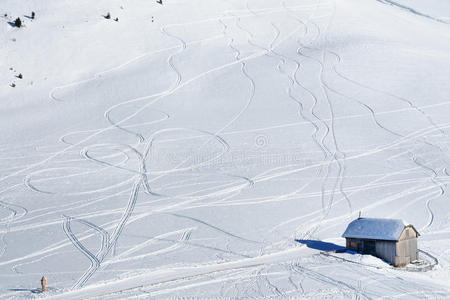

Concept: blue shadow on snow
[[295, 239, 346, 252]]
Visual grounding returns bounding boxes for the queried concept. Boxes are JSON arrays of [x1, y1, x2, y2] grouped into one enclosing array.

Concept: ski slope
[[1, 0, 450, 298]]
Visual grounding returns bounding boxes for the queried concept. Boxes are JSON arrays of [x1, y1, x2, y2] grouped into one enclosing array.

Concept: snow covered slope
[[1, 0, 450, 298]]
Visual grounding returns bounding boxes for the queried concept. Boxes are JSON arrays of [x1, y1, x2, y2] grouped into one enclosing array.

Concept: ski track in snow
[[0, 201, 27, 260], [62, 215, 109, 289]]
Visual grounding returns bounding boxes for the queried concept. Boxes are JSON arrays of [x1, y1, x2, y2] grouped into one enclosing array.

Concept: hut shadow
[[8, 288, 41, 294], [296, 239, 347, 252]]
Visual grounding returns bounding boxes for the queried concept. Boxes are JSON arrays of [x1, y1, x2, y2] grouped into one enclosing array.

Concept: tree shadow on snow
[[296, 239, 346, 252], [8, 288, 42, 294], [7, 21, 16, 27]]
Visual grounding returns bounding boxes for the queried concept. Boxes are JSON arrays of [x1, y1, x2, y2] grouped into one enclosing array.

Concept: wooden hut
[[342, 218, 419, 267]]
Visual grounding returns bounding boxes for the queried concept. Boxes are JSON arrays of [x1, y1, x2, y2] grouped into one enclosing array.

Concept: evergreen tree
[[14, 17, 22, 28]]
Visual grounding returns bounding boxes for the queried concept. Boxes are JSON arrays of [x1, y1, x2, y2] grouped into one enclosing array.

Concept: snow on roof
[[342, 218, 409, 241]]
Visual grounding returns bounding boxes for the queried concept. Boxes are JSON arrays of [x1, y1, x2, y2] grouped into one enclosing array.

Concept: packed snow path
[[1, 0, 450, 298]]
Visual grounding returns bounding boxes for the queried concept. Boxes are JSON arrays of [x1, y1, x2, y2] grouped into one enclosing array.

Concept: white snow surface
[[342, 218, 407, 241], [1, 0, 450, 299]]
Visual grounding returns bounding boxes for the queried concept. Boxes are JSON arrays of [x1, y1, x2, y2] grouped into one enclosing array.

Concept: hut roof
[[342, 218, 416, 241]]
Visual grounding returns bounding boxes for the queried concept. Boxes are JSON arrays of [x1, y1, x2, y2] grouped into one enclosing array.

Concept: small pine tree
[[17, 73, 23, 79], [105, 12, 111, 19], [41, 276, 47, 292], [31, 11, 35, 19], [14, 17, 22, 28], [114, 17, 119, 22]]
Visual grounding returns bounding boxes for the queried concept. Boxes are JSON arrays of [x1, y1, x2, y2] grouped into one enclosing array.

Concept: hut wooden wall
[[375, 240, 396, 265], [396, 228, 418, 266]]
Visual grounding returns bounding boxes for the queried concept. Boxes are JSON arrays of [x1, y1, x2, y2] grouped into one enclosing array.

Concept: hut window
[[351, 242, 357, 248]]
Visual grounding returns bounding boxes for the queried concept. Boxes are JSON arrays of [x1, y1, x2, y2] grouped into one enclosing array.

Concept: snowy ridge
[[376, 0, 450, 24]]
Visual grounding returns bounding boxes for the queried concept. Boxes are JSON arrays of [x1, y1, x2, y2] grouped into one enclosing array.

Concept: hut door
[[364, 241, 376, 255]]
